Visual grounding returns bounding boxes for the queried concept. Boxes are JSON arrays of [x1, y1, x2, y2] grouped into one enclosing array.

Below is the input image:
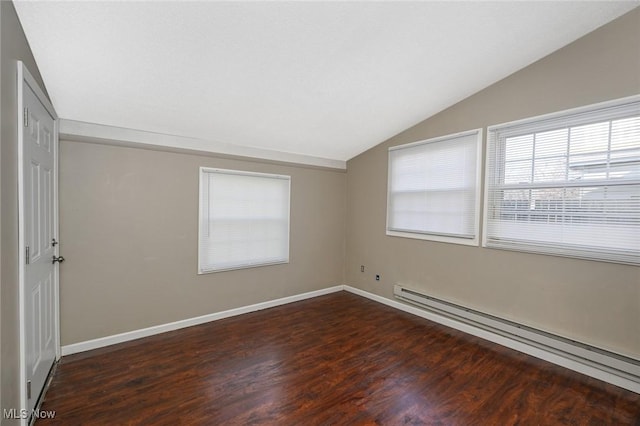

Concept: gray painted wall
[[1, 1, 50, 423], [346, 9, 640, 359], [59, 141, 346, 345]]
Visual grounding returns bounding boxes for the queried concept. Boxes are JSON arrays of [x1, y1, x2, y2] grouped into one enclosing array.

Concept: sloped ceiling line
[[14, 1, 639, 163]]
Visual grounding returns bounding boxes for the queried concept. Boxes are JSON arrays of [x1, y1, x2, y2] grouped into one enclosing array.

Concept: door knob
[[52, 256, 65, 264]]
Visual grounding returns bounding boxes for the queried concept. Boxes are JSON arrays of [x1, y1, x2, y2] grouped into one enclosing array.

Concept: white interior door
[[18, 62, 60, 418]]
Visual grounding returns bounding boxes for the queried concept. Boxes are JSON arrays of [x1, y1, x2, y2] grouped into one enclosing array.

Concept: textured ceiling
[[14, 1, 639, 162]]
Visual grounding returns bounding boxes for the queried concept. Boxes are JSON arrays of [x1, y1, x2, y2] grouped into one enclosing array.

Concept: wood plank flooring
[[37, 291, 640, 425]]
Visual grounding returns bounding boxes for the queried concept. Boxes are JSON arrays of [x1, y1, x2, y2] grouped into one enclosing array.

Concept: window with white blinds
[[484, 96, 640, 265], [387, 129, 482, 245], [198, 168, 290, 273]]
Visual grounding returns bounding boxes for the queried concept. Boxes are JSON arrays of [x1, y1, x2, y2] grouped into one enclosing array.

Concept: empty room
[[1, 1, 639, 424]]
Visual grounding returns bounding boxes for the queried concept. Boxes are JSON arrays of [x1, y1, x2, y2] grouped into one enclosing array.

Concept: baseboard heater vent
[[393, 284, 640, 386]]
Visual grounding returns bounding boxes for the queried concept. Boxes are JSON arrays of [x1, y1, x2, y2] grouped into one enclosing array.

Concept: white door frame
[[17, 61, 60, 425]]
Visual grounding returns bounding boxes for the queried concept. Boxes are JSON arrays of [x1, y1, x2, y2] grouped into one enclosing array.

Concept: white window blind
[[484, 96, 640, 265], [387, 129, 482, 245], [198, 168, 290, 273]]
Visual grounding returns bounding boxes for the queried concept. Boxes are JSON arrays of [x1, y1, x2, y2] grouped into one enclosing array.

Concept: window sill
[[386, 230, 479, 247], [198, 259, 289, 274]]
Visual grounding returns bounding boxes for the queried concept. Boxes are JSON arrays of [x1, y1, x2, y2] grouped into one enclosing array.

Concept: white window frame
[[386, 128, 483, 246], [198, 167, 291, 274], [483, 95, 640, 265]]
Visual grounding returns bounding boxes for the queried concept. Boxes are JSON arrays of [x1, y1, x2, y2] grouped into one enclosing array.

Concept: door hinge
[[27, 380, 32, 399], [24, 107, 29, 128], [26, 246, 30, 265]]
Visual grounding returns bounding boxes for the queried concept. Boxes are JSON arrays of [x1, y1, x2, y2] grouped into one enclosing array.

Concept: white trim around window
[[198, 167, 291, 273], [386, 128, 483, 246], [483, 95, 640, 265]]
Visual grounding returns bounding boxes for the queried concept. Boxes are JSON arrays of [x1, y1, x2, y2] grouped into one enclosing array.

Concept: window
[[484, 96, 640, 265], [387, 129, 483, 245], [198, 168, 290, 273]]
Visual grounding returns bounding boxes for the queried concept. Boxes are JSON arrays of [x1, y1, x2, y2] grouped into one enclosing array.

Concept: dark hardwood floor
[[37, 291, 640, 425]]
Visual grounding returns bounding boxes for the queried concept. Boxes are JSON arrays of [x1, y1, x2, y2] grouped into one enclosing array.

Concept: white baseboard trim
[[61, 285, 344, 356], [343, 285, 640, 394], [61, 283, 638, 394]]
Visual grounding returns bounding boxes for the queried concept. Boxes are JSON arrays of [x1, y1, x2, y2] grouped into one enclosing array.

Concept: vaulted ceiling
[[14, 1, 639, 163]]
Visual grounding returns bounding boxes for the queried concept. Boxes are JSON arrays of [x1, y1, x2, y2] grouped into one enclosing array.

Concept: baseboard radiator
[[393, 284, 640, 386]]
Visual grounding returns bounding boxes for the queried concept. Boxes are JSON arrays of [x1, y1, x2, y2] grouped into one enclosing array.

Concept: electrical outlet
[[375, 274, 380, 281], [361, 265, 365, 272]]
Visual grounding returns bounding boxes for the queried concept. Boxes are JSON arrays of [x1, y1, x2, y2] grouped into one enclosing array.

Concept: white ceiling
[[14, 1, 639, 163]]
